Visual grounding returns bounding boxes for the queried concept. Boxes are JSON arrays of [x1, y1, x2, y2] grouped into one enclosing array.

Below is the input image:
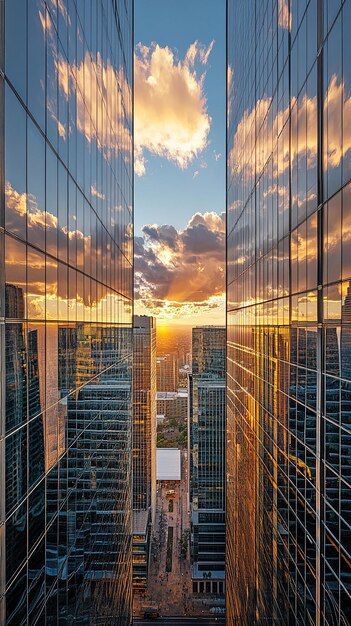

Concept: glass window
[[27, 0, 46, 128], [27, 119, 46, 249], [5, 0, 27, 101], [5, 86, 26, 238], [5, 235, 26, 314]]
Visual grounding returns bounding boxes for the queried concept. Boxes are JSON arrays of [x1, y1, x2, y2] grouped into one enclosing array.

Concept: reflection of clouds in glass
[[53, 51, 131, 160], [227, 65, 233, 126], [5, 182, 132, 320], [134, 42, 213, 175], [278, 0, 291, 31], [230, 75, 351, 189], [91, 185, 106, 200]]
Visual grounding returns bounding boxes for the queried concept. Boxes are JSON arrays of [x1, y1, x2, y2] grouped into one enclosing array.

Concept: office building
[[156, 353, 179, 391], [156, 389, 188, 420], [227, 1, 351, 624], [133, 316, 157, 516], [132, 510, 151, 593], [132, 316, 156, 591], [0, 1, 133, 623], [188, 327, 226, 596]]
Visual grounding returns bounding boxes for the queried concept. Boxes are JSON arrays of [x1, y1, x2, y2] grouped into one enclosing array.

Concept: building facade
[[156, 353, 179, 392], [188, 327, 226, 596], [132, 316, 156, 591], [133, 315, 157, 517], [227, 1, 351, 625], [156, 389, 188, 420], [0, 1, 133, 623]]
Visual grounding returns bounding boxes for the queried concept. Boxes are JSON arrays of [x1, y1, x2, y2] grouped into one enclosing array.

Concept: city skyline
[[1, 1, 351, 625]]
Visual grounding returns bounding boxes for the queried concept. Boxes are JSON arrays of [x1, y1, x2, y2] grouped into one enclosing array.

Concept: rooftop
[[156, 448, 181, 481]]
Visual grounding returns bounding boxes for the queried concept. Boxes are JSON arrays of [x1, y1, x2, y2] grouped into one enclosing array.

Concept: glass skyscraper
[[227, 1, 351, 624], [132, 316, 156, 591], [133, 315, 157, 516], [0, 0, 133, 623], [188, 327, 226, 596]]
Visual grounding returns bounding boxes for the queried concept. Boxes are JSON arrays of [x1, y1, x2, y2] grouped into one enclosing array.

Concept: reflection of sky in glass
[[227, 1, 351, 625], [2, 0, 133, 623]]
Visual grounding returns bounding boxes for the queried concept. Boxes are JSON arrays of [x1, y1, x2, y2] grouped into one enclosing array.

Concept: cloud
[[229, 74, 351, 188], [46, 38, 132, 164], [135, 211, 225, 321], [5, 181, 133, 319], [135, 41, 213, 175], [91, 185, 106, 200], [278, 0, 291, 31]]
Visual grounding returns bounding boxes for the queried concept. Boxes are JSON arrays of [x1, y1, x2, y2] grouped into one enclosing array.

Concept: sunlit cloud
[[5, 182, 133, 319], [135, 41, 213, 175], [54, 52, 131, 162], [229, 74, 351, 183], [135, 211, 225, 323], [91, 185, 106, 200], [278, 0, 291, 31]]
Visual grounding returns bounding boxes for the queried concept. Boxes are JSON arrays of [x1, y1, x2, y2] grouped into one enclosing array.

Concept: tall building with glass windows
[[0, 1, 133, 623], [188, 327, 226, 596], [133, 315, 157, 517], [227, 1, 351, 624], [132, 316, 156, 591]]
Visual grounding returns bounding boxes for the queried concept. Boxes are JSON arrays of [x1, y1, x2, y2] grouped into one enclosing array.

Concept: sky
[[134, 0, 226, 327]]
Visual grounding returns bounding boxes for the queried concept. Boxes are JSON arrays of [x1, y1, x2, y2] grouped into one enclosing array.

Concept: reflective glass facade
[[0, 0, 133, 623], [133, 316, 156, 517], [227, 1, 351, 624], [189, 327, 226, 594]]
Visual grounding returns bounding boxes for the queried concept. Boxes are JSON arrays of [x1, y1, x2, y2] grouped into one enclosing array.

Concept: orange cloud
[[229, 74, 351, 185], [5, 182, 133, 320], [135, 211, 225, 323], [134, 41, 213, 175]]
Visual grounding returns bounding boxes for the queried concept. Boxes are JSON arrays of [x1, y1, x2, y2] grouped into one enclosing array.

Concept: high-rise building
[[188, 327, 226, 597], [0, 1, 133, 623], [157, 352, 179, 391], [227, 1, 351, 624], [133, 316, 157, 516], [132, 316, 156, 591]]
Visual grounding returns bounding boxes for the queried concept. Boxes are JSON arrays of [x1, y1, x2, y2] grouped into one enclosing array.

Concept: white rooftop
[[156, 448, 181, 481]]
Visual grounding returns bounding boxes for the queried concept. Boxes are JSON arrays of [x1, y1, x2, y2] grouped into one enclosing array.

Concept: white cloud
[[135, 41, 213, 175]]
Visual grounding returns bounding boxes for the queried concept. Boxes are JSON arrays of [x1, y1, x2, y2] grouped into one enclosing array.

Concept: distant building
[[156, 389, 188, 420], [132, 510, 151, 592], [156, 448, 182, 482], [157, 353, 179, 391], [133, 316, 157, 518], [132, 316, 157, 592], [188, 327, 226, 597]]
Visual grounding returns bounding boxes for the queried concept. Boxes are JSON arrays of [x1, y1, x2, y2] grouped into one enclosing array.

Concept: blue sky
[[134, 0, 226, 325], [134, 0, 226, 234]]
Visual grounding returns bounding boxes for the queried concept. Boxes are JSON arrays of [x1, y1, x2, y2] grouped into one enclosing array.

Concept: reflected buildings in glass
[[227, 1, 351, 625], [188, 327, 226, 597], [0, 0, 133, 623]]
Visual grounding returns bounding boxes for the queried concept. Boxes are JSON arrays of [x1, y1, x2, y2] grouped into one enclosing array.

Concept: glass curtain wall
[[0, 0, 133, 623], [227, 1, 351, 624]]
